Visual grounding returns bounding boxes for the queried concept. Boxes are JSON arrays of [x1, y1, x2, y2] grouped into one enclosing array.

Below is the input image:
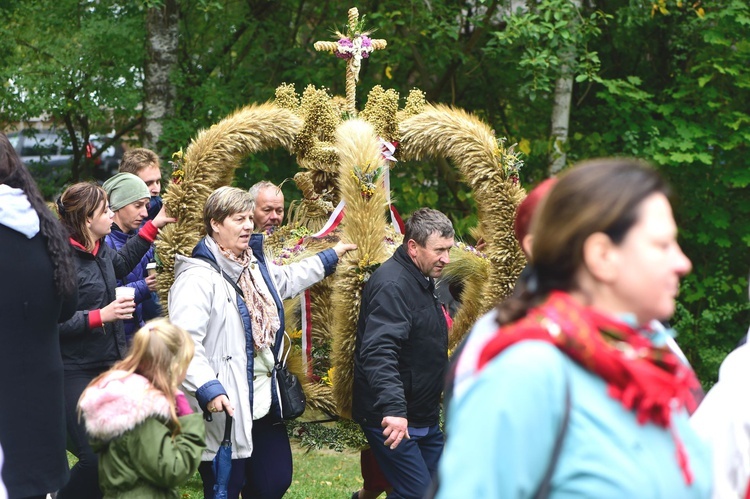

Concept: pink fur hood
[[78, 370, 172, 442]]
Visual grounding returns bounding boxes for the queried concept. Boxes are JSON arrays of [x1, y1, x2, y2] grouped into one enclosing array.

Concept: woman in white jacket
[[168, 186, 354, 499], [691, 339, 750, 499]]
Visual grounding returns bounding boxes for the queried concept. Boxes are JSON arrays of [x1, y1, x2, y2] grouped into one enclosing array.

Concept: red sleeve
[[89, 309, 103, 329], [138, 220, 158, 243]]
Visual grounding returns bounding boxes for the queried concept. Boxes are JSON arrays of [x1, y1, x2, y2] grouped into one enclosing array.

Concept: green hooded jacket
[[80, 371, 206, 498]]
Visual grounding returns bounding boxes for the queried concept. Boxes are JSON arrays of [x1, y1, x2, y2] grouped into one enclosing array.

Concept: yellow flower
[[324, 367, 336, 387], [358, 254, 371, 268], [289, 329, 303, 340]]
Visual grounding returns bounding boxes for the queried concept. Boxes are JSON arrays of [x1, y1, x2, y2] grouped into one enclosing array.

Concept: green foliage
[[485, 0, 610, 99], [570, 0, 750, 383], [673, 262, 750, 389], [4, 0, 750, 385], [286, 418, 368, 452], [0, 0, 145, 181]]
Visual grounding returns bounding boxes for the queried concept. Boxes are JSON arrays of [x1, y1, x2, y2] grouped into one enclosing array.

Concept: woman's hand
[[100, 297, 135, 323], [208, 394, 234, 417], [151, 205, 177, 229], [333, 241, 357, 259]]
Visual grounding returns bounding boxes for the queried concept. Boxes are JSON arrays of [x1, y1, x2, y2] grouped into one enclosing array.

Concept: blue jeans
[[361, 424, 444, 499]]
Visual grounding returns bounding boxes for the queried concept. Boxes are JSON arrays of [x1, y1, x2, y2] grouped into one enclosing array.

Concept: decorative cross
[[314, 7, 387, 116]]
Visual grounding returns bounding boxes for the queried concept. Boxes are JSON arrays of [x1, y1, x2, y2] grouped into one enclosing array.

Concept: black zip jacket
[[352, 245, 449, 427], [59, 233, 151, 370]]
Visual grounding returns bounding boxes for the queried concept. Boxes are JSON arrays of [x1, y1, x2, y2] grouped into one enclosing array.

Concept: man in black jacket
[[353, 208, 454, 499]]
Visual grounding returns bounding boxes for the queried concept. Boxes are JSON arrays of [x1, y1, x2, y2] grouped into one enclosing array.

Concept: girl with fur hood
[[78, 319, 206, 498]]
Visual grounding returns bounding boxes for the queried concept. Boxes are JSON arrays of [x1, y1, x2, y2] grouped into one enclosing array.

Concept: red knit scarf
[[477, 291, 701, 485]]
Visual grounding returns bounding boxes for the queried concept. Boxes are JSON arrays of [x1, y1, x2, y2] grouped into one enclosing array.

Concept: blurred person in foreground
[[248, 181, 284, 233], [0, 131, 77, 499], [690, 278, 750, 498], [437, 159, 711, 498], [447, 177, 557, 407], [168, 186, 355, 499]]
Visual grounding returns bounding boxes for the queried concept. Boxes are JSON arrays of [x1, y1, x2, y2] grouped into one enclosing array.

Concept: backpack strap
[[533, 372, 571, 499], [193, 255, 244, 298]]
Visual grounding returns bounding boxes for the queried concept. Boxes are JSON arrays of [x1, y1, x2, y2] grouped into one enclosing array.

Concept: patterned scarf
[[217, 245, 280, 350], [478, 291, 702, 485]]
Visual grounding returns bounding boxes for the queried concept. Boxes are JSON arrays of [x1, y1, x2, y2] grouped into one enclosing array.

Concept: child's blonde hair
[[91, 319, 195, 435]]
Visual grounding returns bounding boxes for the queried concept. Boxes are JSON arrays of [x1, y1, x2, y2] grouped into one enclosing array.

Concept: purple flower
[[361, 36, 372, 58], [336, 38, 353, 59]]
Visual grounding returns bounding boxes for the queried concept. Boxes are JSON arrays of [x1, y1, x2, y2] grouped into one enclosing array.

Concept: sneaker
[[351, 492, 360, 499]]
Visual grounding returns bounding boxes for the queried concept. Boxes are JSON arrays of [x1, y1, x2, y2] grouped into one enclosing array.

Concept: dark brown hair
[[0, 132, 76, 296], [404, 207, 455, 247], [498, 158, 669, 325], [57, 183, 108, 252]]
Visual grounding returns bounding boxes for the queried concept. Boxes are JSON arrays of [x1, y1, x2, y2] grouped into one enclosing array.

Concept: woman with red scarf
[[437, 159, 712, 498]]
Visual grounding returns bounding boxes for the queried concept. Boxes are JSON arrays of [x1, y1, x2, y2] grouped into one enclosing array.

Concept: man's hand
[[144, 274, 157, 291], [381, 416, 410, 450], [151, 204, 177, 229]]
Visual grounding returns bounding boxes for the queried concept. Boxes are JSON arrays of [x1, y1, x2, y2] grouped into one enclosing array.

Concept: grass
[[70, 439, 367, 498], [180, 441, 364, 498]]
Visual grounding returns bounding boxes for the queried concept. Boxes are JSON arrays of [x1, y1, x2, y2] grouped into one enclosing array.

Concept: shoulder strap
[[533, 372, 571, 499], [193, 255, 245, 298]]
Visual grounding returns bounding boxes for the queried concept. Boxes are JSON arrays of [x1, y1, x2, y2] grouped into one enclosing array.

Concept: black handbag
[[273, 332, 306, 420]]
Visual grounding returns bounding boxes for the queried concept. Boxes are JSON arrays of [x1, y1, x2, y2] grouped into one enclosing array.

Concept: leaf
[[697, 74, 713, 88], [519, 138, 532, 155]]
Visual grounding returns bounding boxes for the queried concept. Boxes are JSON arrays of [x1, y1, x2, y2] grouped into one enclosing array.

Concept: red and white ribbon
[[300, 144, 405, 375], [300, 289, 313, 378], [381, 158, 404, 234], [311, 199, 346, 238]]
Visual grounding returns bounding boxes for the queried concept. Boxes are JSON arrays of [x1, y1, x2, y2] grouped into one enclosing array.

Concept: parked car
[[8, 129, 73, 167], [6, 128, 97, 199]]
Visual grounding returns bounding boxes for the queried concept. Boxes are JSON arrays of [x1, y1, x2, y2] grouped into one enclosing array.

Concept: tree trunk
[[143, 0, 179, 152], [548, 0, 582, 175], [548, 69, 573, 174]]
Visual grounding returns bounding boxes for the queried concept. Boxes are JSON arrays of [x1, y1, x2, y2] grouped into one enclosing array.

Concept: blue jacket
[[438, 310, 712, 499], [104, 224, 154, 341]]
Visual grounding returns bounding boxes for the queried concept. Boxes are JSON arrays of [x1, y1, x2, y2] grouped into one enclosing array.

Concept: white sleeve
[[691, 347, 750, 498], [269, 255, 326, 300], [168, 268, 220, 396]]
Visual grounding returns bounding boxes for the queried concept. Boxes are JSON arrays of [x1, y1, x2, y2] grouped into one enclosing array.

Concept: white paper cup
[[115, 286, 136, 318], [146, 262, 157, 276]]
